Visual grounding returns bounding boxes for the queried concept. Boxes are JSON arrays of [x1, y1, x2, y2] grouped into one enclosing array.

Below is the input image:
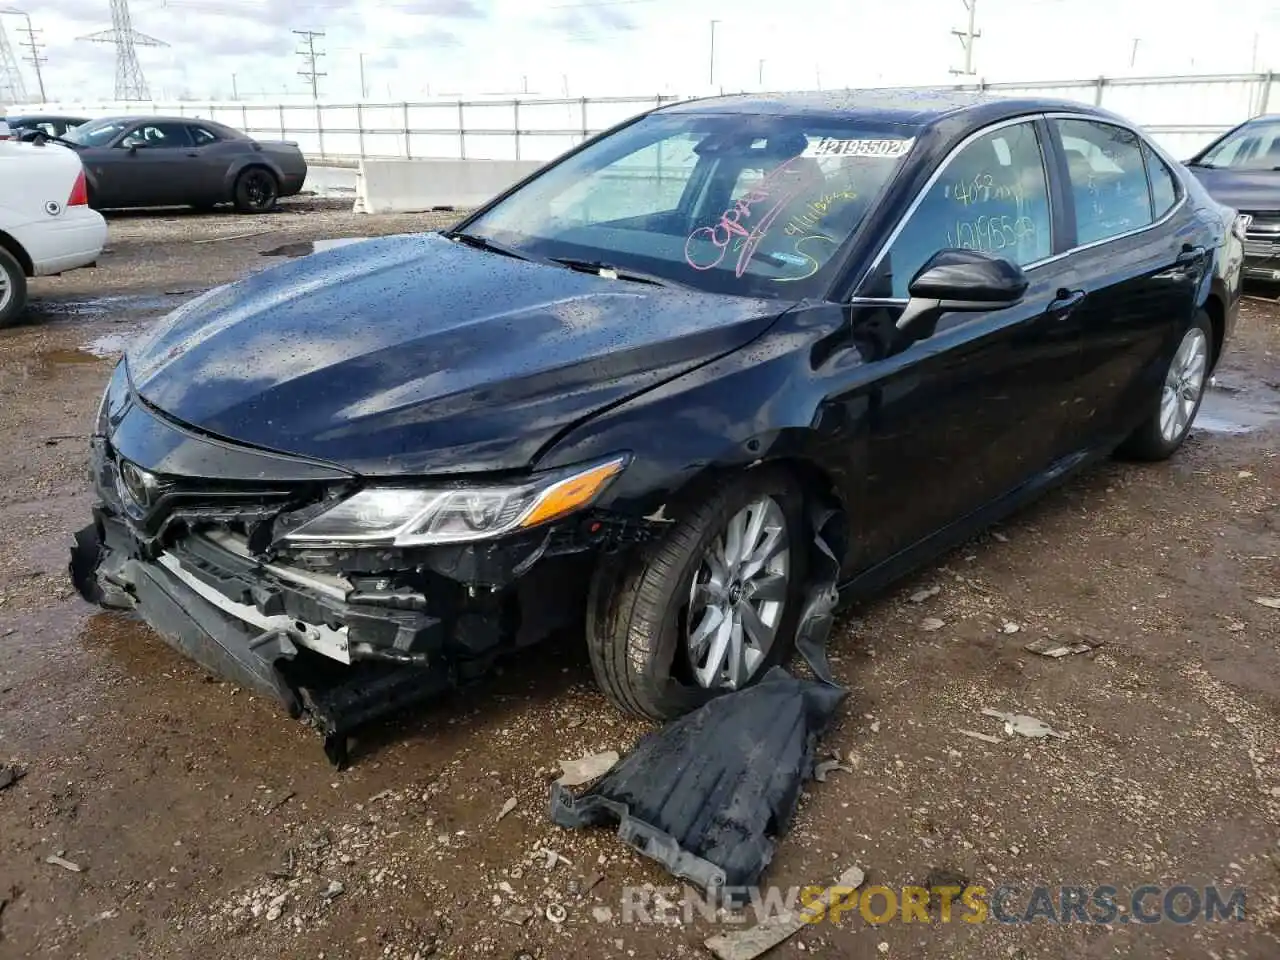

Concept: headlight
[[283, 455, 628, 547]]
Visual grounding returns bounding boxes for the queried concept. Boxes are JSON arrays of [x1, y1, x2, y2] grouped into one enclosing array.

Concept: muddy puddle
[[1197, 375, 1280, 435], [260, 237, 369, 258], [23, 292, 191, 324]]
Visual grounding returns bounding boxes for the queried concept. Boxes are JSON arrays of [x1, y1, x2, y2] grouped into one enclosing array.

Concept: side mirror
[[125, 141, 146, 153], [896, 249, 1028, 342]]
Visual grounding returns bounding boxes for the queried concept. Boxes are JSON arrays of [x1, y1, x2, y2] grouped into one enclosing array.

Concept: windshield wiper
[[444, 230, 538, 263], [548, 257, 681, 288]]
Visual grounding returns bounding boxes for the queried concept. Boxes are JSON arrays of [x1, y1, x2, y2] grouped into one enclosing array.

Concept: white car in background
[[0, 137, 107, 327]]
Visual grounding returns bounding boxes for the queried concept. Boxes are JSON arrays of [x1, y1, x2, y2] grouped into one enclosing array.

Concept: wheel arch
[[0, 228, 34, 277], [224, 159, 282, 197], [1202, 290, 1225, 370]]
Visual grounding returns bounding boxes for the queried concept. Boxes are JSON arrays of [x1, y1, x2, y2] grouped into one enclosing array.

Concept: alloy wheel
[[685, 495, 790, 690], [243, 172, 276, 211], [1159, 326, 1209, 444], [0, 270, 10, 315]]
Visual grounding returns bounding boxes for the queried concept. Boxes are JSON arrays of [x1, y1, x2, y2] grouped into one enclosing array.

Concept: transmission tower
[[294, 30, 326, 100], [78, 0, 168, 101], [0, 16, 27, 104]]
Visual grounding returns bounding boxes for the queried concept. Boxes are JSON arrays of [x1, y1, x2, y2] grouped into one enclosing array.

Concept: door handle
[[1048, 288, 1085, 315], [186, 152, 199, 157], [1176, 244, 1206, 266]]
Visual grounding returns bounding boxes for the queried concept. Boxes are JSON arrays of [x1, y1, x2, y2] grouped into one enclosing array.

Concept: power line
[[950, 0, 980, 76], [294, 29, 325, 101], [78, 0, 168, 101]]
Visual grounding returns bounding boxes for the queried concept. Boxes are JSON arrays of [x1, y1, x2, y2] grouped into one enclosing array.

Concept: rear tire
[[1117, 310, 1213, 461], [0, 246, 28, 329], [586, 468, 808, 721], [233, 168, 279, 214]]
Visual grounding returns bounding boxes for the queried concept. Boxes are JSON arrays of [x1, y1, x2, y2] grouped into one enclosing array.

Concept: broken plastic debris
[[501, 904, 534, 926], [1001, 621, 1021, 634], [908, 585, 940, 604], [542, 848, 571, 870], [792, 504, 849, 685], [956, 729, 1003, 745], [545, 902, 567, 924], [1023, 636, 1098, 658], [45, 854, 83, 873], [704, 865, 865, 960], [813, 759, 853, 782], [920, 617, 945, 632], [556, 750, 620, 787], [981, 708, 1068, 740], [990, 531, 1009, 543], [549, 668, 845, 900], [497, 796, 518, 821], [1253, 597, 1280, 610], [319, 880, 345, 901]]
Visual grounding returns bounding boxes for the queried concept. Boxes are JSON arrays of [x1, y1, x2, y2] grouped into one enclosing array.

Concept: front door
[[848, 118, 1086, 568], [110, 122, 197, 207]]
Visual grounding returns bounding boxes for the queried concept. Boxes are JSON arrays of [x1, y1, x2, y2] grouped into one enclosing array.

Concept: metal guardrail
[[20, 72, 1280, 162]]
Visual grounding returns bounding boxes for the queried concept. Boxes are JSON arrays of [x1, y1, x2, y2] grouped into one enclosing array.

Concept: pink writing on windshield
[[683, 161, 808, 276]]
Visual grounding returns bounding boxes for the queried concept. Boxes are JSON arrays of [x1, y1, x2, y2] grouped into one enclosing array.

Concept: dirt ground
[[1, 200, 1278, 960]]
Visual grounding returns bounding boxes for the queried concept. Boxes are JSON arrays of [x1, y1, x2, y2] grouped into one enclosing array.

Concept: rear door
[[850, 117, 1087, 566], [1046, 117, 1205, 450]]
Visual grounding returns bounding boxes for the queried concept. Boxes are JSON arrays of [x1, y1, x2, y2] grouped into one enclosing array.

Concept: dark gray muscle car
[[1186, 114, 1280, 282], [58, 116, 307, 213]]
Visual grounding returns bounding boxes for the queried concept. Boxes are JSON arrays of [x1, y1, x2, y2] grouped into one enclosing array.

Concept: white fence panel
[[15, 73, 1275, 167]]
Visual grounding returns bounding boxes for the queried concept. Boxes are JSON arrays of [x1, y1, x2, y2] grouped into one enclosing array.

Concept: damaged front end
[[72, 363, 655, 766]]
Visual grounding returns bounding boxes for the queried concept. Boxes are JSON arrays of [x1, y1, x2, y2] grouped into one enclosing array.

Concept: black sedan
[[1186, 113, 1280, 282], [72, 90, 1241, 758], [56, 116, 307, 213], [5, 114, 89, 141]]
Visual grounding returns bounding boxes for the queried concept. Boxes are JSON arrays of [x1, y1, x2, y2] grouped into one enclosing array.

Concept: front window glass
[[1197, 119, 1280, 170], [464, 112, 917, 299], [865, 121, 1052, 298], [63, 119, 130, 147]]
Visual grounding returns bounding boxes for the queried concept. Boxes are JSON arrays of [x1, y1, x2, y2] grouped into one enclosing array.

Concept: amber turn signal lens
[[518, 457, 626, 529]]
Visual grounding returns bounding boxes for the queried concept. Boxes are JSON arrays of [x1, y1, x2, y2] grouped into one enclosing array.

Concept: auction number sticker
[[802, 137, 915, 159]]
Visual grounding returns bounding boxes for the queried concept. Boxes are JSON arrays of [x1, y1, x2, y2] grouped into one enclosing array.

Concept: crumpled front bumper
[[71, 408, 655, 765], [71, 507, 456, 766]]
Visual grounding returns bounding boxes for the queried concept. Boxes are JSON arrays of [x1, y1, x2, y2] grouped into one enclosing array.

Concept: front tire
[[233, 168, 279, 214], [586, 468, 808, 721], [1117, 310, 1213, 461], [0, 246, 28, 329]]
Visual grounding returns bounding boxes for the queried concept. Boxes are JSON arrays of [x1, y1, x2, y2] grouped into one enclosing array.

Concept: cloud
[[394, 0, 487, 17], [541, 3, 637, 36]]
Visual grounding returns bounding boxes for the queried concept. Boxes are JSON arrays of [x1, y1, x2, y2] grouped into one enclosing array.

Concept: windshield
[[1196, 119, 1280, 170], [63, 119, 130, 147], [463, 112, 916, 299]]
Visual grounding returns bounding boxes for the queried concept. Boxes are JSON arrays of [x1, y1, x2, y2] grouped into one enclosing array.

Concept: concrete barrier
[[354, 159, 544, 214]]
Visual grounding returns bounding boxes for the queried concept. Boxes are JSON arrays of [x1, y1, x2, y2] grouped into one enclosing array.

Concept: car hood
[[127, 232, 789, 476], [1187, 166, 1280, 213]]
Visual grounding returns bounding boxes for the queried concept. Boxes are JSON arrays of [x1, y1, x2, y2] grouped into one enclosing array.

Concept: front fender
[[538, 302, 865, 520]]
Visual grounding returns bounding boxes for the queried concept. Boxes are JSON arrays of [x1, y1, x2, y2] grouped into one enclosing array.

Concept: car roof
[[657, 88, 1119, 128]]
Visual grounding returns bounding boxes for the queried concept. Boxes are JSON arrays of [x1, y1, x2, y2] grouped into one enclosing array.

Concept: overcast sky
[[6, 0, 1280, 102]]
